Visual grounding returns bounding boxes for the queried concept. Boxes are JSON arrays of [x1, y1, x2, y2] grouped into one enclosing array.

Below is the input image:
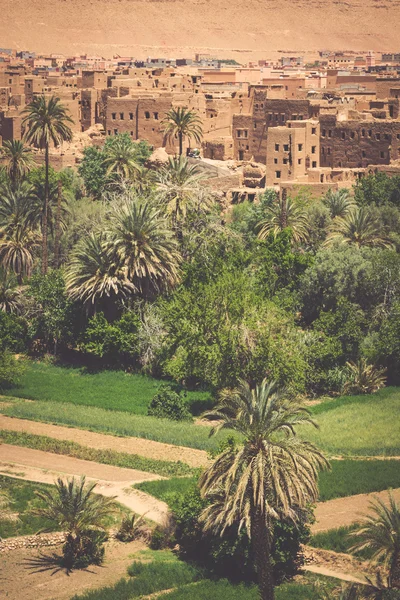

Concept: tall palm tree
[[0, 180, 37, 234], [351, 492, 400, 589], [22, 95, 73, 274], [199, 379, 329, 600], [324, 206, 393, 249], [0, 268, 23, 313], [103, 134, 139, 180], [257, 192, 310, 245], [0, 140, 36, 187], [109, 195, 181, 297], [0, 220, 41, 283], [161, 107, 203, 156], [65, 231, 135, 312], [322, 189, 356, 219], [33, 476, 116, 566], [156, 156, 209, 235]]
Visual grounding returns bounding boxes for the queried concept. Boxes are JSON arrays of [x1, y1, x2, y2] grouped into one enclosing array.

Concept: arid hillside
[[1, 0, 400, 59]]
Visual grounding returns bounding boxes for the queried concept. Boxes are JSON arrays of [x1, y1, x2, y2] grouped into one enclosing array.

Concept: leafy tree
[[0, 310, 27, 352], [199, 380, 328, 600], [26, 271, 75, 354], [161, 107, 203, 156], [351, 492, 400, 589], [81, 311, 140, 366], [33, 476, 116, 568], [22, 95, 73, 274], [148, 385, 192, 421], [325, 206, 393, 249], [354, 172, 400, 208], [78, 146, 108, 199], [0, 140, 35, 187], [373, 301, 400, 384]]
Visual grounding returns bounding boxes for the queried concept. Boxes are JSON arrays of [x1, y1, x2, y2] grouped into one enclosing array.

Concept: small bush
[[148, 385, 192, 421], [0, 351, 24, 390], [63, 530, 107, 569], [116, 514, 147, 543]]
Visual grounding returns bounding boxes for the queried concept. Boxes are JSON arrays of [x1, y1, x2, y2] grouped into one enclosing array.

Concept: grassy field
[[0, 475, 59, 538], [8, 360, 211, 415], [70, 550, 337, 600], [0, 430, 196, 477], [310, 524, 375, 560], [135, 458, 400, 503], [0, 400, 234, 451], [307, 387, 400, 457]]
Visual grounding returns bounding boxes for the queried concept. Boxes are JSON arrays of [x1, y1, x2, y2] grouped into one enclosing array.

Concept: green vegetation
[[0, 475, 59, 538], [0, 430, 196, 477], [310, 524, 375, 560], [136, 459, 400, 504], [307, 388, 400, 456], [0, 399, 232, 450], [8, 360, 210, 415]]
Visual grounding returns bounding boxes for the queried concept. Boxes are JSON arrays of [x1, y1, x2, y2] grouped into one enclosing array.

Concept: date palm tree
[[33, 476, 116, 567], [0, 220, 41, 283], [0, 140, 36, 187], [108, 194, 181, 297], [156, 155, 209, 236], [324, 206, 393, 249], [257, 192, 310, 244], [65, 231, 135, 313], [343, 359, 387, 395], [0, 268, 23, 313], [103, 134, 139, 180], [0, 180, 37, 234], [161, 107, 203, 156], [351, 492, 400, 589], [22, 95, 73, 274], [322, 189, 356, 219], [199, 379, 329, 600]]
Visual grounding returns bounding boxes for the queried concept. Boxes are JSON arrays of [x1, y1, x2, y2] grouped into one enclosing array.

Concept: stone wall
[[0, 532, 66, 553]]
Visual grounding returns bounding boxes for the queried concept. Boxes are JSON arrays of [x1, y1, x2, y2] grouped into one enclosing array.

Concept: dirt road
[[0, 414, 208, 468], [0, 444, 168, 524]]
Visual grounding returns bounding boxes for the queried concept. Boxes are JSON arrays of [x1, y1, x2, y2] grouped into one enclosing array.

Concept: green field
[[135, 459, 400, 503], [0, 399, 233, 451], [0, 475, 59, 538], [8, 360, 211, 415], [310, 524, 375, 560], [307, 387, 400, 457]]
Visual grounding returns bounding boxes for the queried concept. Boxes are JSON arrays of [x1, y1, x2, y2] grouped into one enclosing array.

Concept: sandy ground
[[0, 539, 146, 600], [1, 0, 400, 59], [0, 414, 208, 468], [0, 445, 168, 524], [312, 487, 400, 533]]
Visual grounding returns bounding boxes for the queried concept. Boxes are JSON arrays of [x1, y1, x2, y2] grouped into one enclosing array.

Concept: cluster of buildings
[[1, 48, 400, 198]]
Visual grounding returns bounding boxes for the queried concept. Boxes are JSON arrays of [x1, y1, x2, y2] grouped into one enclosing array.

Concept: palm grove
[[1, 95, 400, 598]]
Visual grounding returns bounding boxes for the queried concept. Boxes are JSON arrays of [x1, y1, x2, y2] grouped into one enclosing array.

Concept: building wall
[[319, 115, 400, 168]]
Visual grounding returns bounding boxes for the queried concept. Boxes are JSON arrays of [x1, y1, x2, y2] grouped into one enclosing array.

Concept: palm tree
[[0, 140, 36, 187], [109, 194, 181, 297], [33, 476, 116, 567], [22, 95, 73, 274], [65, 231, 135, 313], [103, 134, 139, 180], [323, 189, 356, 219], [199, 379, 329, 600], [343, 359, 387, 395], [0, 180, 37, 234], [324, 206, 393, 249], [156, 156, 209, 235], [161, 107, 203, 155], [0, 222, 41, 283], [0, 268, 23, 313], [257, 192, 310, 244], [351, 492, 400, 589]]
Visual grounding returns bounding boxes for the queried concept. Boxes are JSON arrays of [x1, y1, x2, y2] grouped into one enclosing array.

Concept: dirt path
[[0, 445, 168, 524], [303, 546, 374, 584], [0, 414, 209, 468], [0, 539, 146, 600], [312, 487, 400, 533]]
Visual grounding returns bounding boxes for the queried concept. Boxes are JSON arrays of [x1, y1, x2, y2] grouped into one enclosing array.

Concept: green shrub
[[0, 351, 24, 390], [81, 312, 140, 367], [148, 385, 193, 421], [0, 312, 27, 353], [63, 530, 107, 569]]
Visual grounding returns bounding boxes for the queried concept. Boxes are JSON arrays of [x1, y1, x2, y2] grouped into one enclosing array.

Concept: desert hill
[[1, 0, 400, 60]]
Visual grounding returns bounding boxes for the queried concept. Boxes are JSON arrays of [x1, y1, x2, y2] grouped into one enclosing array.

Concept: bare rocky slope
[[1, 0, 400, 60]]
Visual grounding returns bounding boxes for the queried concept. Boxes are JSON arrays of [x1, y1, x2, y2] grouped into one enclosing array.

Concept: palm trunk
[[280, 188, 287, 230], [42, 143, 49, 274], [390, 550, 400, 588], [179, 131, 183, 156], [54, 179, 62, 267], [251, 507, 274, 600]]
